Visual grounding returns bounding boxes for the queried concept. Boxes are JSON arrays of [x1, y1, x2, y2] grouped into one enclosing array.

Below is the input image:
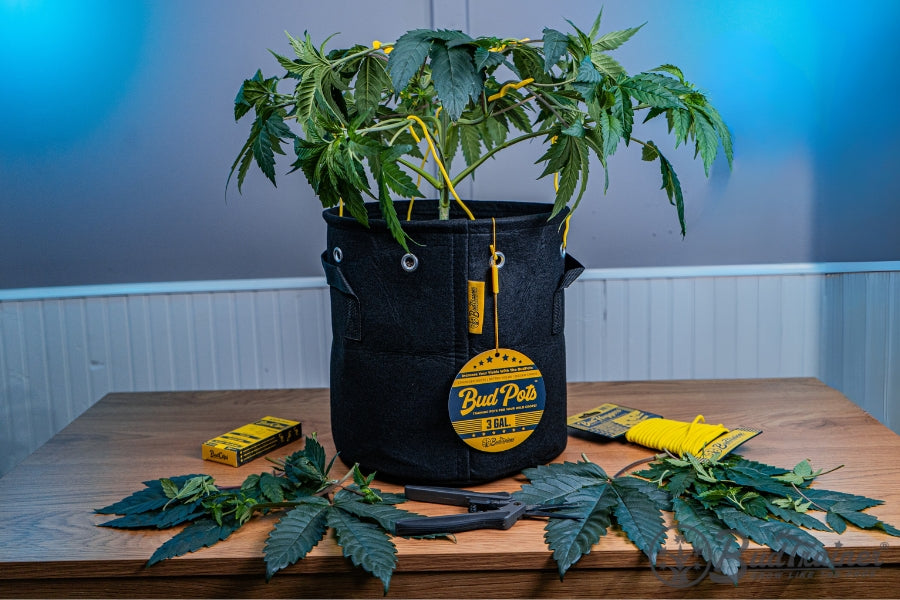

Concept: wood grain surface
[[1, 379, 898, 597]]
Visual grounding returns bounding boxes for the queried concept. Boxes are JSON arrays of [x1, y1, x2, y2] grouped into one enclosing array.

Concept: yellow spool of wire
[[624, 415, 729, 457]]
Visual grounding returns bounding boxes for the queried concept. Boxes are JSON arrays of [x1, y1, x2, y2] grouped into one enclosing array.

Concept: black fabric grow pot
[[322, 200, 583, 484]]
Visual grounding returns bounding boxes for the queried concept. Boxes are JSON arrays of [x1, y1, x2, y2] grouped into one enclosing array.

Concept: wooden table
[[1, 379, 899, 598]]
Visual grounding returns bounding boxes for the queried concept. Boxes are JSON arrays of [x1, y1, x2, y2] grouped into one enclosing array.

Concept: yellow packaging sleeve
[[202, 416, 302, 467]]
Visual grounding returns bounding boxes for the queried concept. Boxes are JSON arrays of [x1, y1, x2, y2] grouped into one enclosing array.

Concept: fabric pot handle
[[552, 253, 585, 335], [321, 251, 362, 341]]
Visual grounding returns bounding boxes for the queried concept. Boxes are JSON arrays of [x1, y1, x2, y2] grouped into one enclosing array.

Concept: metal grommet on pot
[[490, 250, 505, 269], [333, 247, 343, 263], [400, 253, 419, 272]]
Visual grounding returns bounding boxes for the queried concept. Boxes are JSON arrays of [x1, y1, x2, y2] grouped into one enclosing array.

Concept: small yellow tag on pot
[[467, 280, 485, 334]]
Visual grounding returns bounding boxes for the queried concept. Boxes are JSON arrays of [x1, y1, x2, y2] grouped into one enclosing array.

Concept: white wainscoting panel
[[1, 287, 332, 477], [2, 265, 898, 478], [565, 274, 823, 382], [819, 271, 900, 431]]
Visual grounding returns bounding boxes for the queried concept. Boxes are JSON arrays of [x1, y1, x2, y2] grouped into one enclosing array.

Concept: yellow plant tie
[[488, 37, 530, 53], [371, 40, 393, 54], [490, 217, 501, 354], [405, 125, 431, 221], [339, 198, 343, 217], [406, 115, 475, 220], [405, 109, 443, 220], [625, 415, 729, 457], [487, 77, 535, 103]]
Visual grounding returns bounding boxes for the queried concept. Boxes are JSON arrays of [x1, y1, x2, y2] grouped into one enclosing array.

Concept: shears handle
[[395, 501, 527, 536], [403, 485, 512, 506]]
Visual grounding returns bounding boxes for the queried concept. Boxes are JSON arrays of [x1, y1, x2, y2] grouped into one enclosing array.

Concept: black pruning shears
[[394, 485, 581, 536]]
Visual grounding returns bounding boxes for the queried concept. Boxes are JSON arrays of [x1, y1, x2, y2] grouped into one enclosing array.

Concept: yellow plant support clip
[[406, 115, 475, 221], [371, 40, 393, 54], [487, 77, 534, 103]]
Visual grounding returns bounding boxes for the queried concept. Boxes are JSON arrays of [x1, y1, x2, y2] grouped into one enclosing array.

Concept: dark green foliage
[[98, 438, 899, 591], [671, 497, 743, 581], [610, 477, 667, 564], [148, 518, 241, 566], [95, 474, 206, 515], [228, 10, 733, 245], [96, 435, 434, 592], [264, 498, 331, 580], [518, 454, 899, 581], [328, 507, 397, 594]]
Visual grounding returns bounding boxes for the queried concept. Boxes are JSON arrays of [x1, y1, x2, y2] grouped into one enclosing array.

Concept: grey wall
[[2, 0, 899, 290]]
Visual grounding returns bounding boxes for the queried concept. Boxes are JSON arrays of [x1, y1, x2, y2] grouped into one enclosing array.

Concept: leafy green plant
[[514, 454, 900, 582], [95, 434, 439, 592], [229, 10, 732, 249]]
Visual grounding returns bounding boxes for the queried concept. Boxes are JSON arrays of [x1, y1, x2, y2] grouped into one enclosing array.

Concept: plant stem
[[532, 92, 570, 127], [450, 127, 553, 186], [790, 483, 830, 513], [438, 108, 451, 218], [397, 158, 442, 189], [358, 118, 415, 136], [614, 455, 658, 479]]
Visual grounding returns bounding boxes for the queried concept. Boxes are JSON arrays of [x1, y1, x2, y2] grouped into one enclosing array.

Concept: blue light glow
[[642, 0, 900, 157], [0, 0, 149, 153]]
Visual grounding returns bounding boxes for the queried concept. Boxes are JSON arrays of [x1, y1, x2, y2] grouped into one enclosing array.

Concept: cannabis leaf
[[520, 453, 900, 582], [97, 434, 436, 592], [264, 497, 331, 580], [671, 497, 743, 581], [772, 458, 822, 485], [148, 518, 241, 566], [428, 39, 481, 121], [355, 55, 390, 118], [610, 477, 667, 563], [541, 28, 569, 72], [328, 507, 397, 593], [96, 474, 207, 516], [514, 461, 669, 577]]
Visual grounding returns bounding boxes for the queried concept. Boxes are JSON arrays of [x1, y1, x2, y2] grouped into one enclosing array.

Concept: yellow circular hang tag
[[448, 348, 546, 453]]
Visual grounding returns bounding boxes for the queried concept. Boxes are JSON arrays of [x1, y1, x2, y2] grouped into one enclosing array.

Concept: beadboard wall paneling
[[0, 288, 332, 477], [2, 266, 899, 478], [564, 275, 823, 383], [819, 272, 899, 430]]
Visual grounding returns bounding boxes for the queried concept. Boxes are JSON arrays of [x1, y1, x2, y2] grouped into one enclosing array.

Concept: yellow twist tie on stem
[[406, 115, 474, 220], [338, 198, 343, 217], [625, 415, 729, 457], [405, 110, 440, 220], [405, 122, 426, 220], [371, 40, 393, 54], [407, 153, 430, 221], [487, 77, 535, 103]]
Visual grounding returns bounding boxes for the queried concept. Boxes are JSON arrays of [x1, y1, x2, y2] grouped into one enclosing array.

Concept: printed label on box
[[202, 416, 302, 467]]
